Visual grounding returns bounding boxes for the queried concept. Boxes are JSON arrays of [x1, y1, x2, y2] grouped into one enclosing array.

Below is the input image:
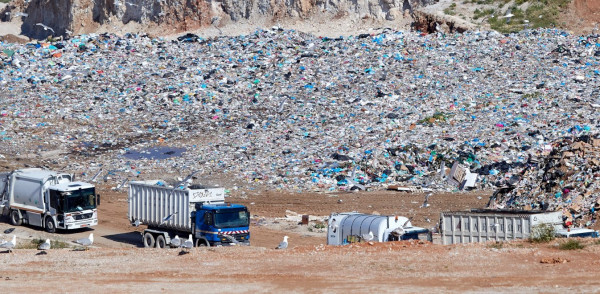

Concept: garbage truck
[[0, 168, 99, 233], [327, 212, 430, 245], [128, 180, 250, 248]]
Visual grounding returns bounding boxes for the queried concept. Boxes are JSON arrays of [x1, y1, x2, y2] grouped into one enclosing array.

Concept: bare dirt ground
[[2, 187, 600, 292]]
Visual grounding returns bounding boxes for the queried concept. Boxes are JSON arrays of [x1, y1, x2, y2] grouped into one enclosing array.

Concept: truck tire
[[10, 210, 22, 226], [155, 235, 166, 248], [45, 217, 56, 233], [143, 232, 155, 248], [195, 238, 210, 247]]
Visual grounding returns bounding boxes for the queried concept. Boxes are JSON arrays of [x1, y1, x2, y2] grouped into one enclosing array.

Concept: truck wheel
[[195, 238, 210, 247], [143, 232, 155, 248], [9, 210, 22, 226], [45, 217, 56, 233], [155, 235, 166, 248]]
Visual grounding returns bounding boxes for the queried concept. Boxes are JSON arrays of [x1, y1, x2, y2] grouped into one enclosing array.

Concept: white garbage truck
[[327, 212, 430, 245], [0, 168, 99, 232]]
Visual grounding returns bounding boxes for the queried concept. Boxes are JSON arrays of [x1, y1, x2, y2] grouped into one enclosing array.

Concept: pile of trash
[[0, 28, 599, 193], [487, 134, 600, 228]]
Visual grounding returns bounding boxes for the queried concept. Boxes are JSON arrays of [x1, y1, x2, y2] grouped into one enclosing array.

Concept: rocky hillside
[[0, 0, 598, 39], [1, 0, 435, 39]]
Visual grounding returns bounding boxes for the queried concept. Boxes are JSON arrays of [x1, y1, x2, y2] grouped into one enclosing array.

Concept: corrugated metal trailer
[[440, 210, 563, 245], [128, 180, 225, 232]]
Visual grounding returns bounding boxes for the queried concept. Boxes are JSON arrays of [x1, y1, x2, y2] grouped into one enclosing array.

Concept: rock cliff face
[[4, 0, 436, 39]]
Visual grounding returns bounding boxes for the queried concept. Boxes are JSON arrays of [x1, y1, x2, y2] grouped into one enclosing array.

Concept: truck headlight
[[65, 216, 74, 223]]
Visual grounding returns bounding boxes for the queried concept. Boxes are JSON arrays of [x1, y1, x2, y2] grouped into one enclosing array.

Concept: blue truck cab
[[193, 203, 250, 246]]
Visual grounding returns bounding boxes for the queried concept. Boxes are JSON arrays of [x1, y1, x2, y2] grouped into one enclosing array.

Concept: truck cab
[[194, 203, 250, 246], [48, 182, 99, 230], [1, 169, 98, 233]]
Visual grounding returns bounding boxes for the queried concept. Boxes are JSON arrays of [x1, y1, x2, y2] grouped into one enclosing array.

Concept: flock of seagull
[[0, 233, 94, 254]]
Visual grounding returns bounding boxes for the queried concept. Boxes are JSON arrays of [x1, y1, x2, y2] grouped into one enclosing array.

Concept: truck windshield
[[63, 188, 97, 213], [213, 210, 249, 228]]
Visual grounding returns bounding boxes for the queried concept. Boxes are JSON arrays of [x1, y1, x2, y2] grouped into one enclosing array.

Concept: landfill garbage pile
[[0, 28, 599, 193], [487, 134, 600, 228]]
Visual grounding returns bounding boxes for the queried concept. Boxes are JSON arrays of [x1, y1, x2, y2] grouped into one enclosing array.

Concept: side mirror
[[97, 194, 101, 206]]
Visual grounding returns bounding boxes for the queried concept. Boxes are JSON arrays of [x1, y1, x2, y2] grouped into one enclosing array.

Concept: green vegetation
[[0, 0, 11, 3], [418, 111, 452, 125], [488, 0, 571, 34], [444, 3, 458, 16], [530, 223, 555, 243], [559, 239, 585, 250], [474, 8, 496, 20], [487, 241, 504, 249], [16, 238, 71, 249]]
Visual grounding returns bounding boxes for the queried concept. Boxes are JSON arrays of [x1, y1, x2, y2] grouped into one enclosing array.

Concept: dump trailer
[[128, 180, 250, 248], [327, 212, 430, 245], [440, 210, 563, 245], [0, 168, 99, 233]]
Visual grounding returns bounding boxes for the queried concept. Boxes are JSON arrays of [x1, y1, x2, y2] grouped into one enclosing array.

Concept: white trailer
[[0, 168, 99, 232], [440, 210, 563, 245], [327, 212, 430, 245]]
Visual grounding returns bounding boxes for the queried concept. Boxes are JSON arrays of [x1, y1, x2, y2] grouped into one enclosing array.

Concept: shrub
[[559, 239, 585, 250], [530, 223, 555, 243]]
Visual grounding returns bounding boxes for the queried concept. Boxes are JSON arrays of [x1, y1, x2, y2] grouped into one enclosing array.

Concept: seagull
[[421, 193, 432, 208], [275, 236, 288, 249], [74, 233, 93, 250], [222, 234, 240, 245], [37, 239, 51, 255], [182, 234, 193, 249], [0, 235, 16, 253], [36, 23, 55, 34], [362, 231, 374, 242], [170, 235, 181, 247], [126, 2, 139, 6], [116, 178, 128, 190], [13, 12, 28, 17], [90, 169, 103, 182], [132, 219, 140, 227], [179, 234, 193, 255], [172, 170, 200, 190], [160, 211, 178, 225]]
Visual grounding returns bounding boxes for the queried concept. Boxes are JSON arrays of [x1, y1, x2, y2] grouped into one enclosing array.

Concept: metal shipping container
[[440, 210, 563, 245]]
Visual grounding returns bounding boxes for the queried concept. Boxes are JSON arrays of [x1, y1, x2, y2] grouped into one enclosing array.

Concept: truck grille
[[232, 234, 248, 242], [74, 213, 93, 220]]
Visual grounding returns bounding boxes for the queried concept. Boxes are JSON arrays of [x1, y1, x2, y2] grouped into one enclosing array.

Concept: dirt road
[[2, 187, 600, 292]]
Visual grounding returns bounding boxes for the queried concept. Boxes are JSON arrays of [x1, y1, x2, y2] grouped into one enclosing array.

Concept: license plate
[[81, 224, 88, 227]]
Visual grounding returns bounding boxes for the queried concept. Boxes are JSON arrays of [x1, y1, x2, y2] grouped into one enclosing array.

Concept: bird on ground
[[0, 235, 16, 253], [4, 228, 15, 234], [421, 193, 432, 208], [362, 231, 374, 242], [179, 235, 193, 255], [74, 233, 93, 250], [37, 239, 51, 255], [132, 219, 140, 227], [36, 23, 55, 34], [126, 2, 139, 6], [182, 234, 193, 249], [275, 236, 288, 249], [170, 235, 181, 247]]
